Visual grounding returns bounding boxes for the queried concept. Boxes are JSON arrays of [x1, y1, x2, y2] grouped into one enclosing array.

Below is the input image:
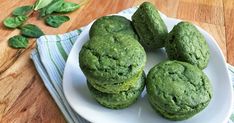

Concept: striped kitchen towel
[[30, 7, 234, 123]]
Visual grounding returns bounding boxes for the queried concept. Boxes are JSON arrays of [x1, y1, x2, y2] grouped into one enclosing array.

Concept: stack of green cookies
[[79, 15, 147, 109]]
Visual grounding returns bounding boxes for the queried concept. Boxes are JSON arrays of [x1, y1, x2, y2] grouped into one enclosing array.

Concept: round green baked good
[[79, 33, 146, 84], [132, 2, 168, 49], [89, 15, 138, 40], [88, 70, 143, 93], [165, 21, 210, 69], [146, 60, 212, 120], [87, 72, 145, 109]]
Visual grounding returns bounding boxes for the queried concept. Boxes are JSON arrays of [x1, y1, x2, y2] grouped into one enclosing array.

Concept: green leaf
[[20, 24, 44, 38], [55, 2, 80, 13], [39, 0, 64, 17], [34, 0, 53, 10], [3, 15, 28, 28], [8, 35, 28, 49], [12, 5, 33, 16], [45, 15, 70, 28]]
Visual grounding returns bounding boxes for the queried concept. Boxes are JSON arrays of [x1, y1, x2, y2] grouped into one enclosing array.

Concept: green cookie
[[146, 60, 212, 120], [89, 15, 138, 40], [87, 72, 145, 109], [132, 2, 168, 49], [79, 33, 146, 84], [165, 21, 210, 69]]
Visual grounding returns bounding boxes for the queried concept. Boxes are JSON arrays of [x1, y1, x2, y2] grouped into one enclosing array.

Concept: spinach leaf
[[45, 15, 70, 28], [12, 5, 33, 16], [39, 0, 64, 17], [20, 24, 44, 38], [34, 0, 53, 10], [3, 15, 28, 28], [8, 35, 28, 49], [55, 2, 80, 13]]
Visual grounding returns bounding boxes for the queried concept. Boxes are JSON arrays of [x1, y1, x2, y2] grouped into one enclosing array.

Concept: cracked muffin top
[[89, 15, 138, 40], [146, 60, 212, 120], [79, 33, 146, 84], [165, 21, 210, 69]]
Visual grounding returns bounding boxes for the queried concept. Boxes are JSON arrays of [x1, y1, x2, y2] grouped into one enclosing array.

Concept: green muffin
[[146, 60, 212, 120], [132, 2, 168, 49], [89, 15, 138, 40], [79, 33, 146, 84], [87, 72, 145, 109], [88, 70, 143, 93], [165, 21, 210, 69]]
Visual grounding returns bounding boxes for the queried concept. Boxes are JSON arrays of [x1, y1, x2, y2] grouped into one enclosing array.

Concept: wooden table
[[0, 0, 233, 122]]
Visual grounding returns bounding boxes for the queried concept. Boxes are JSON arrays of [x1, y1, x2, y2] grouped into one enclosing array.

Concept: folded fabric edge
[[30, 50, 88, 123], [37, 29, 83, 42], [35, 27, 90, 122], [228, 64, 234, 74]]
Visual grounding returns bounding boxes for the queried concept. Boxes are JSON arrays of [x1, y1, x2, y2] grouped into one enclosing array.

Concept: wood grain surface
[[0, 0, 233, 122]]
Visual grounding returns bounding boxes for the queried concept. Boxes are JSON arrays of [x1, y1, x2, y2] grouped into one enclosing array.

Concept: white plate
[[63, 12, 233, 123]]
